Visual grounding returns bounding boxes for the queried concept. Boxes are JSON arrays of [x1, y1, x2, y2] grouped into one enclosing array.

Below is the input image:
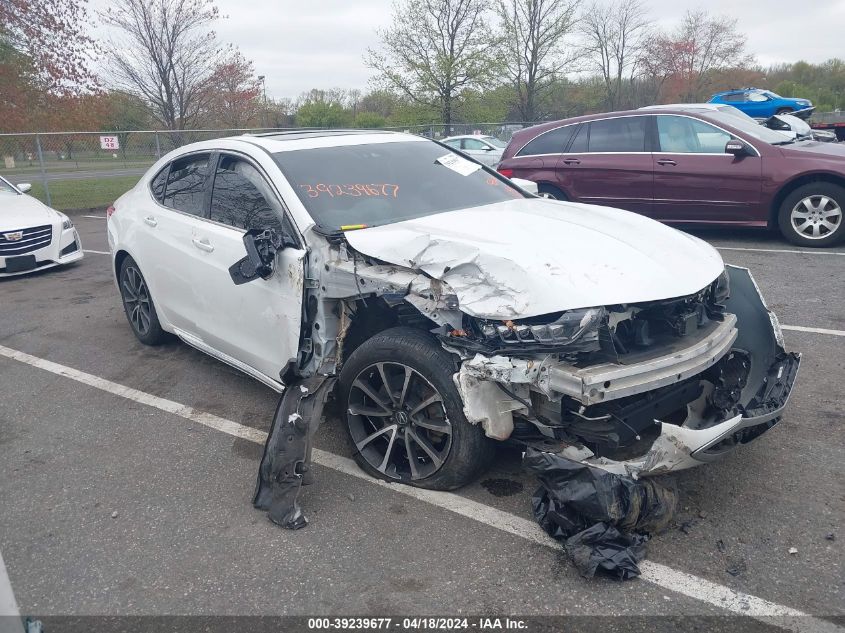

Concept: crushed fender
[[253, 375, 336, 529], [524, 448, 678, 580]]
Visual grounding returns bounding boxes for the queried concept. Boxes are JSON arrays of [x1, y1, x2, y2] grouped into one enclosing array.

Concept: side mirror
[[229, 228, 283, 285], [16, 183, 32, 193], [725, 139, 752, 157], [482, 146, 494, 151]]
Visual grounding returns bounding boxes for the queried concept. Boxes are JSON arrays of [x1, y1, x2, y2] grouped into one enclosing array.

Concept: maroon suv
[[497, 109, 845, 247]]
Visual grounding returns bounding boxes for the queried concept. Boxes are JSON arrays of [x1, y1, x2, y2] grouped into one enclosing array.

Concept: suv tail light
[[497, 167, 514, 178], [106, 204, 116, 219]]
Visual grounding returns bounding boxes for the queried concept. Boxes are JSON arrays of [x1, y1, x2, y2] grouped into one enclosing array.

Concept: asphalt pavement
[[0, 215, 842, 632]]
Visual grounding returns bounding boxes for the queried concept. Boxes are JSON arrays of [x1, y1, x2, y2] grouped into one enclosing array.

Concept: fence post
[[35, 133, 51, 208], [154, 131, 161, 159]]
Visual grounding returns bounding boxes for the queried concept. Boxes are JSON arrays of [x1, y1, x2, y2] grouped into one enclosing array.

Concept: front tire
[[775, 107, 793, 115], [339, 327, 495, 490], [119, 256, 169, 345], [778, 183, 845, 247]]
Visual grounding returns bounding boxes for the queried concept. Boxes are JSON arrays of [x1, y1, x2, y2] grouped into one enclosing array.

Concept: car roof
[[640, 103, 728, 111], [169, 129, 428, 156]]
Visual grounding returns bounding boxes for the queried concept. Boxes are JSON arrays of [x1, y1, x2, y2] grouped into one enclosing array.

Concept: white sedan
[[442, 134, 506, 166], [107, 130, 797, 498], [0, 176, 83, 277]]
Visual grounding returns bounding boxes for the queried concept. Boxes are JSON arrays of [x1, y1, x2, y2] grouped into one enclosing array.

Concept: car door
[[461, 137, 497, 165], [140, 152, 213, 334], [743, 92, 773, 119], [188, 152, 305, 382], [556, 115, 653, 215], [651, 115, 762, 223]]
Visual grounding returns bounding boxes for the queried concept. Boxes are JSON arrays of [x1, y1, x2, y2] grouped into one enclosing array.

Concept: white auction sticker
[[435, 153, 481, 176]]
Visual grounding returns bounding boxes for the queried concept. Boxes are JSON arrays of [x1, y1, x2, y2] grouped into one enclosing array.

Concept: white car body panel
[[344, 198, 724, 319], [0, 179, 83, 277], [442, 135, 505, 166]]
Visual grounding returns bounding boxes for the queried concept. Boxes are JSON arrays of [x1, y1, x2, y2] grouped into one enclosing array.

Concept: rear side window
[[517, 126, 575, 156], [567, 124, 588, 153], [150, 167, 168, 202], [209, 155, 284, 232], [720, 93, 744, 103], [588, 117, 647, 152], [162, 154, 211, 216]]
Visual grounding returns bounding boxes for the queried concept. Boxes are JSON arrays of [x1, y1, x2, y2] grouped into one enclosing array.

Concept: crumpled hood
[[344, 198, 724, 319], [0, 193, 58, 231]]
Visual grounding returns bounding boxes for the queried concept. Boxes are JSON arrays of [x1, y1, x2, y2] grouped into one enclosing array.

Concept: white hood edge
[[0, 193, 59, 231], [344, 198, 724, 320]]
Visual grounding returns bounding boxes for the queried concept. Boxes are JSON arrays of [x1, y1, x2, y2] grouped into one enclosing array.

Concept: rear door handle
[[192, 238, 214, 253], [562, 158, 581, 165], [657, 159, 677, 166], [143, 216, 158, 227]]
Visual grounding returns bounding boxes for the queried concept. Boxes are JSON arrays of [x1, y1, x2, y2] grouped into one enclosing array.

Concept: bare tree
[[100, 0, 229, 130], [496, 0, 580, 121], [580, 0, 651, 110], [670, 10, 755, 102], [365, 0, 500, 131]]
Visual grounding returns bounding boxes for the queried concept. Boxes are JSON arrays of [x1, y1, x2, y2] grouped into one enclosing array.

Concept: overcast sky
[[92, 0, 845, 100]]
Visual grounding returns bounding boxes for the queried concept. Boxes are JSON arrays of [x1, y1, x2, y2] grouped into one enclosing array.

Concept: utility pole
[[258, 75, 267, 128]]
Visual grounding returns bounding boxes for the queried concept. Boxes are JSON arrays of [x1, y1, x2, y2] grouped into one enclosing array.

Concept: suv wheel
[[778, 183, 845, 247], [119, 256, 169, 345], [537, 184, 567, 200], [339, 327, 495, 490]]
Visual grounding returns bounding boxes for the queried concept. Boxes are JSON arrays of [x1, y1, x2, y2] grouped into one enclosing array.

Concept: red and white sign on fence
[[99, 135, 119, 150]]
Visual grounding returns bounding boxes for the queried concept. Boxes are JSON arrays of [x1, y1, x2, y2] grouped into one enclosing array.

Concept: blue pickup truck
[[709, 88, 814, 119]]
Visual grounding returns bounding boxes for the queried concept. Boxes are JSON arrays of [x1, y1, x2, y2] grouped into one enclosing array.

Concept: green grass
[[28, 176, 140, 211]]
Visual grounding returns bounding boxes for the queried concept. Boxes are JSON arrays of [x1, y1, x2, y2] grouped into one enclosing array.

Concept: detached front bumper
[[454, 266, 800, 477]]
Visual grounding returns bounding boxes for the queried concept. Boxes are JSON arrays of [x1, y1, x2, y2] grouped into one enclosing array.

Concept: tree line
[[2, 0, 844, 135]]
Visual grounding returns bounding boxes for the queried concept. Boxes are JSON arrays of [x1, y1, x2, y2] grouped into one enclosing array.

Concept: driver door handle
[[143, 216, 158, 227], [192, 237, 214, 253], [562, 158, 581, 165], [657, 158, 677, 166]]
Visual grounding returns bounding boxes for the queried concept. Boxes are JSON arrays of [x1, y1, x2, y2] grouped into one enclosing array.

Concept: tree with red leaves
[[204, 51, 262, 128]]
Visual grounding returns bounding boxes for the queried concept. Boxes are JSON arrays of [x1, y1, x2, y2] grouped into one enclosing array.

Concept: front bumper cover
[[455, 265, 800, 476]]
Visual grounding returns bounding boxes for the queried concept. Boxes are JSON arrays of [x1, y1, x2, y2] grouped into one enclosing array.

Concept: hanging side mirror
[[229, 228, 283, 285]]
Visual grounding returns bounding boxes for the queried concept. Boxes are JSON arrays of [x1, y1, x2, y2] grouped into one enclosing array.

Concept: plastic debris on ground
[[523, 447, 679, 581]]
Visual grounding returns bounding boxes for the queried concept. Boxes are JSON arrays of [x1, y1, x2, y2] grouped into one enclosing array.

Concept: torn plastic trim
[[253, 374, 336, 529]]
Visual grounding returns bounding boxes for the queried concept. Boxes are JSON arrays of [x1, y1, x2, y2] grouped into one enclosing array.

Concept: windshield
[[273, 140, 524, 230], [0, 177, 18, 194], [705, 111, 794, 144], [764, 91, 782, 99]]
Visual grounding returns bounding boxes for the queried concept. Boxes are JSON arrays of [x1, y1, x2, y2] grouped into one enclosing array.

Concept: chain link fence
[[0, 123, 536, 211]]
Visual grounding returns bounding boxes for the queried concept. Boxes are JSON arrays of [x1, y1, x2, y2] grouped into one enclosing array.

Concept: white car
[[107, 130, 798, 499], [442, 134, 506, 166], [0, 176, 83, 277]]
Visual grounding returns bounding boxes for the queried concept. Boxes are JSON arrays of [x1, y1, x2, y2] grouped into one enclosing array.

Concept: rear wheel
[[537, 184, 567, 200], [119, 256, 168, 345], [339, 327, 495, 490], [778, 183, 845, 247]]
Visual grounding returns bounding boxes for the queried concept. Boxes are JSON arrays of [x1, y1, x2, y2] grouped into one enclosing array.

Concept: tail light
[[106, 204, 116, 219], [497, 167, 514, 178]]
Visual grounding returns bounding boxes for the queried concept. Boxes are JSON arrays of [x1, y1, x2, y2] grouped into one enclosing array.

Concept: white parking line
[[782, 325, 845, 337], [0, 344, 841, 632], [0, 550, 24, 633], [82, 249, 110, 255], [717, 246, 845, 256], [82, 215, 106, 219]]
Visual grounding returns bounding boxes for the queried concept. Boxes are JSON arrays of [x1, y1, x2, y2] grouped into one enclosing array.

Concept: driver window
[[657, 116, 732, 154], [462, 138, 487, 150], [210, 156, 284, 232]]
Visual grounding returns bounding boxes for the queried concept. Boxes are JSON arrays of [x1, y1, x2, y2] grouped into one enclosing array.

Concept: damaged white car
[[108, 130, 800, 503]]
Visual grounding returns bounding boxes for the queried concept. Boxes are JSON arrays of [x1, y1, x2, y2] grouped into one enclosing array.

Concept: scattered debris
[[347, 493, 355, 501], [825, 533, 835, 541], [717, 539, 727, 553], [725, 558, 747, 576], [110, 511, 118, 519], [788, 547, 798, 555], [698, 511, 708, 519], [679, 520, 695, 535], [523, 448, 678, 580]]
